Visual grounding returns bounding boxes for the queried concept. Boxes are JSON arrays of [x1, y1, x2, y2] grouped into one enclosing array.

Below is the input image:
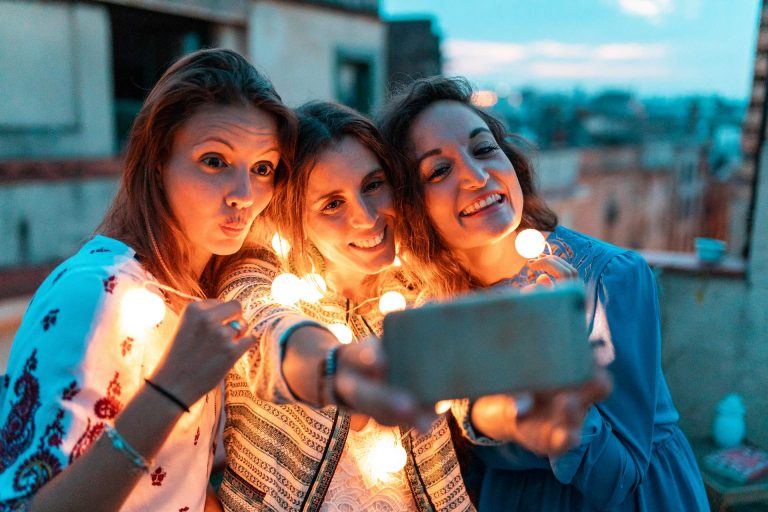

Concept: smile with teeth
[[460, 193, 504, 217], [351, 227, 386, 249]]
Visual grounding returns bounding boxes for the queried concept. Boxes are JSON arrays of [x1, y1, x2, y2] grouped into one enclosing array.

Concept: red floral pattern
[[151, 466, 167, 486]]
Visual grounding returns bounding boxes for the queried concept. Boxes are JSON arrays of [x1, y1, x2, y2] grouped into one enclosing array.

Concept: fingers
[[334, 370, 432, 428], [579, 367, 613, 405], [528, 255, 578, 280]]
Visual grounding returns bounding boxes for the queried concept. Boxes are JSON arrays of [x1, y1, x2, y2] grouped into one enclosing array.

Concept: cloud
[[443, 38, 672, 87], [530, 61, 670, 79], [616, 0, 673, 21], [595, 43, 667, 60]]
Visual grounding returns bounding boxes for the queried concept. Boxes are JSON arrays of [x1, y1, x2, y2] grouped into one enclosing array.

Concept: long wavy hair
[[98, 48, 296, 302], [378, 76, 558, 297], [269, 101, 402, 296]]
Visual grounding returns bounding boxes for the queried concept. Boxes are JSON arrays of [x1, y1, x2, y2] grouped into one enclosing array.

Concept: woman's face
[[163, 104, 280, 273], [409, 100, 524, 252], [304, 136, 396, 280]]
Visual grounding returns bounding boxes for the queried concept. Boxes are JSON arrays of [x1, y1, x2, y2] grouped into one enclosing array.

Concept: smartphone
[[382, 283, 592, 404]]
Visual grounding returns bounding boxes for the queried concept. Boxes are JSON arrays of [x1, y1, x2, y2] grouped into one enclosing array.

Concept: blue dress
[[471, 226, 709, 511]]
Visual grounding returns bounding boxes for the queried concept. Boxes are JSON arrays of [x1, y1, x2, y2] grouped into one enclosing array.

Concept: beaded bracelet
[[318, 345, 346, 408], [144, 378, 190, 413], [103, 423, 150, 473]]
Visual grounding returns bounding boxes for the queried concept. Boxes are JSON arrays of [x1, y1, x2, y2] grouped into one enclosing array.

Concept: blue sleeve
[[549, 251, 658, 508], [475, 252, 659, 509]]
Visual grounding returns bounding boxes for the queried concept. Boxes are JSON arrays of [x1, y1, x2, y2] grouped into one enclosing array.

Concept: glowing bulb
[[515, 229, 547, 259], [370, 436, 407, 474], [271, 233, 291, 259], [378, 291, 406, 315], [434, 400, 452, 414], [392, 255, 402, 267], [301, 273, 327, 303], [328, 323, 353, 344], [270, 272, 303, 306], [120, 287, 166, 333]]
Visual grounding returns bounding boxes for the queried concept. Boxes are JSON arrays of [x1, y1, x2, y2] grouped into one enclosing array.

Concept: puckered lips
[[220, 217, 249, 238], [459, 192, 506, 217], [350, 225, 387, 250]]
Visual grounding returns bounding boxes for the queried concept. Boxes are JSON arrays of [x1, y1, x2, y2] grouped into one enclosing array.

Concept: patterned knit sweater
[[217, 251, 475, 512]]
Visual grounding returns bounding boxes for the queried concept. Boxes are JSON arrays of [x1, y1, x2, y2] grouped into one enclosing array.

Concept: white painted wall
[[247, 0, 386, 109], [0, 1, 115, 159], [0, 178, 119, 267]]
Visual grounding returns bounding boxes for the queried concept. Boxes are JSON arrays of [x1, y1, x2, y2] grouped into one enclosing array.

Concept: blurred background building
[[2, 1, 768, 499]]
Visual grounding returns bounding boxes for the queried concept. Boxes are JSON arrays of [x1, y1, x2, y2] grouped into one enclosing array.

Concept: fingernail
[[514, 392, 534, 415]]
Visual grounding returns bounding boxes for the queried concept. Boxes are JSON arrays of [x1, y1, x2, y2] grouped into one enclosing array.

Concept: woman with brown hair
[[0, 48, 295, 511], [378, 76, 709, 511]]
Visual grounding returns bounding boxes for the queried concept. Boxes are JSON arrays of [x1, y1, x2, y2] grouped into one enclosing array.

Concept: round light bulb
[[434, 399, 452, 415], [328, 323, 353, 344], [271, 272, 304, 306], [120, 287, 166, 333], [301, 273, 327, 303], [271, 233, 291, 259], [515, 228, 547, 259], [372, 436, 407, 473], [378, 291, 406, 315]]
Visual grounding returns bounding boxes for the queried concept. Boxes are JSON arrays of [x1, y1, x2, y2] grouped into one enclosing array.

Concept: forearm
[[27, 385, 184, 512], [282, 325, 340, 406]]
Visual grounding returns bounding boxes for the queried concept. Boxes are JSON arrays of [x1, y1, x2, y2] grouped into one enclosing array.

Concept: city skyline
[[381, 0, 761, 100]]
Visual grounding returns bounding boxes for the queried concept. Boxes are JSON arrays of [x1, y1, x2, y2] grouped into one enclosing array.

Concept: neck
[[325, 266, 378, 306], [454, 231, 528, 287], [190, 249, 211, 282]]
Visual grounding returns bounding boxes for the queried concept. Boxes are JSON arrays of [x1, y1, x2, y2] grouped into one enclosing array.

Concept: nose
[[225, 166, 255, 209], [349, 195, 377, 229], [458, 155, 490, 190]]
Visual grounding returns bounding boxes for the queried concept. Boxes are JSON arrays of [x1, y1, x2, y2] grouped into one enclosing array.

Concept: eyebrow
[[194, 138, 280, 159], [415, 127, 493, 164], [311, 168, 384, 206], [194, 136, 235, 151]]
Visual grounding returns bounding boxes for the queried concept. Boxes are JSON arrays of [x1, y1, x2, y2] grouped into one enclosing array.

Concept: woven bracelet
[[144, 378, 190, 413], [103, 423, 150, 473], [318, 345, 346, 408]]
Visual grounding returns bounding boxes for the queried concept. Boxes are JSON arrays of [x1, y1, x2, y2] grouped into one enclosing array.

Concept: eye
[[322, 199, 343, 212], [201, 154, 229, 169], [474, 143, 500, 157], [426, 164, 451, 183], [363, 179, 385, 193], [252, 161, 275, 177]]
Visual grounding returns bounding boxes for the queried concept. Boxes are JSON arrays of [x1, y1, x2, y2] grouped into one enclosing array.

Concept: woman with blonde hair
[[0, 48, 295, 511]]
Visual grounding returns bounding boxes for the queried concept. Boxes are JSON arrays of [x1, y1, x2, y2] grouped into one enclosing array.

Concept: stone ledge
[[642, 250, 747, 278]]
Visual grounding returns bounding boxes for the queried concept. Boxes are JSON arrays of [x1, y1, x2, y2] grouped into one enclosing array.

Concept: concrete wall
[[0, 178, 119, 267], [247, 0, 386, 109], [0, 1, 115, 159], [659, 144, 768, 448]]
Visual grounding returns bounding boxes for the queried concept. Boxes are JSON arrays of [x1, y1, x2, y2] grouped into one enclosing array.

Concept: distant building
[[386, 18, 441, 90]]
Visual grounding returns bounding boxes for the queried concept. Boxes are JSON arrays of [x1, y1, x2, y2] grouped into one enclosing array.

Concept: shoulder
[[550, 226, 650, 282], [28, 236, 149, 323]]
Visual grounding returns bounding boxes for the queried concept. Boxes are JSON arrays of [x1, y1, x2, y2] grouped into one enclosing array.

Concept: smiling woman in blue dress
[[378, 76, 709, 511]]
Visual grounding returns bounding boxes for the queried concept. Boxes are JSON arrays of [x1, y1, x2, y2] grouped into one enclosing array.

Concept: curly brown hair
[[378, 76, 557, 297]]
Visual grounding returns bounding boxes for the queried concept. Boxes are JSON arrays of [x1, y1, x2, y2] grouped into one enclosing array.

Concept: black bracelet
[[144, 378, 190, 413], [318, 345, 346, 408]]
